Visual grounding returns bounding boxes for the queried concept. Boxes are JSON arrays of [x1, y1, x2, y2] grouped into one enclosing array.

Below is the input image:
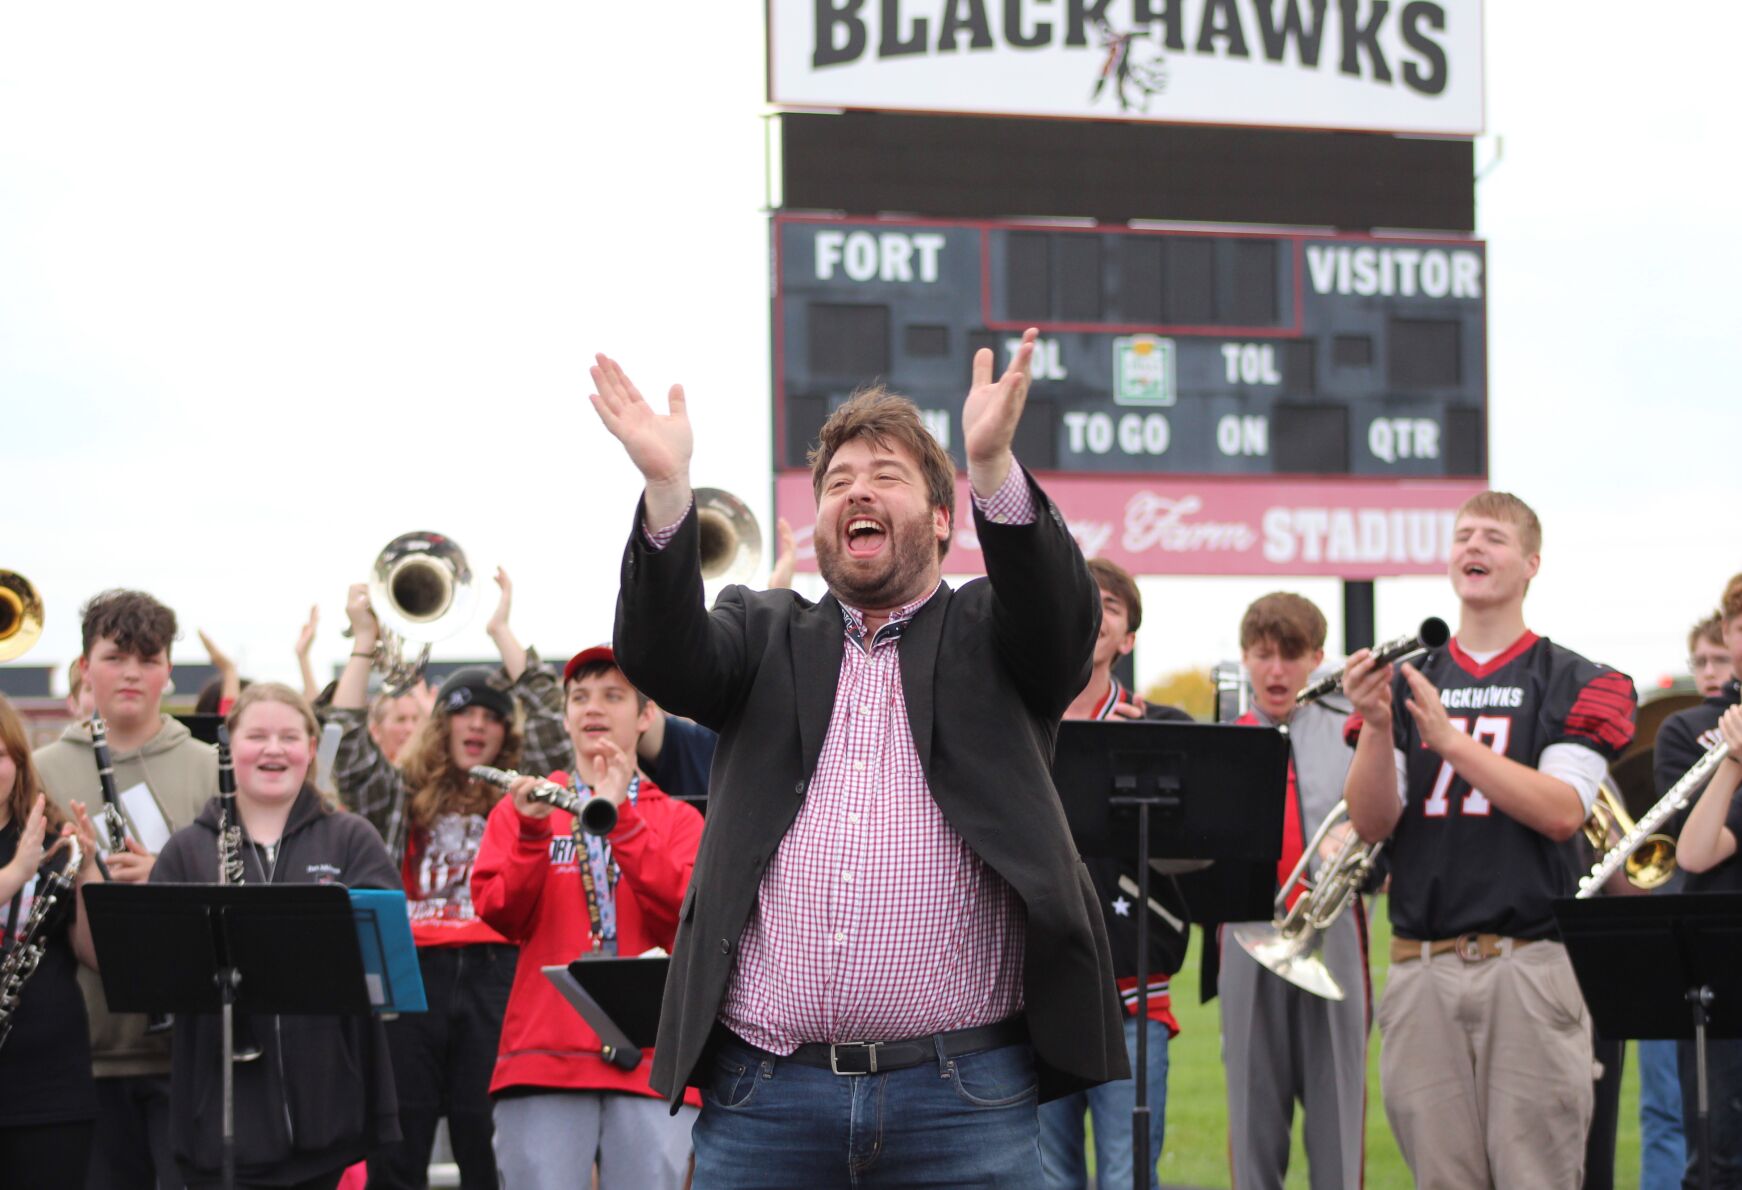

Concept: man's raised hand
[[963, 327, 1038, 497], [589, 353, 694, 528]]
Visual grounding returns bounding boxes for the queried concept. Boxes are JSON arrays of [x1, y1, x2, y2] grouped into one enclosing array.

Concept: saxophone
[[0, 836, 81, 1052]]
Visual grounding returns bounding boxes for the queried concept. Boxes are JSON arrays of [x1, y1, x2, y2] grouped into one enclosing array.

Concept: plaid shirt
[[326, 647, 571, 861], [651, 469, 1038, 1050]]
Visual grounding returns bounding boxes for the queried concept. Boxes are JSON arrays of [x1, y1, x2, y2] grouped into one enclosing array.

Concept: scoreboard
[[772, 212, 1488, 578]]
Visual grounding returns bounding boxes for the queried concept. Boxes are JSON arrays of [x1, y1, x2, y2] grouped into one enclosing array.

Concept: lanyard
[[571, 774, 638, 956]]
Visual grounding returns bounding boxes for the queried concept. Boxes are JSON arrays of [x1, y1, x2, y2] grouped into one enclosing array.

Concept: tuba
[[694, 488, 762, 606], [352, 532, 476, 694], [0, 571, 44, 662]]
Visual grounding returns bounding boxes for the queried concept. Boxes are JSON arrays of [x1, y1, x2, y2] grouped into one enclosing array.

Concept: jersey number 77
[[1422, 716, 1511, 818]]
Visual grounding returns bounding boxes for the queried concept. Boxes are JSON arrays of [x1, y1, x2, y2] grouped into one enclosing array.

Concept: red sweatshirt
[[471, 776, 703, 1102]]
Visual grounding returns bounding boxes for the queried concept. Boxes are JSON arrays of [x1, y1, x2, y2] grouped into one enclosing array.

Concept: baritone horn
[[350, 532, 476, 694], [1231, 802, 1383, 1001], [694, 488, 762, 605], [0, 571, 44, 662]]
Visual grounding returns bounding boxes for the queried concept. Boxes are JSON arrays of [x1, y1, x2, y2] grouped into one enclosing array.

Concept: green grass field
[[1116, 899, 1642, 1188]]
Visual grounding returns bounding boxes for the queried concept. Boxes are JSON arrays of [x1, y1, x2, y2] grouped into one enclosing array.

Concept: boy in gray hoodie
[[36, 588, 218, 1190]]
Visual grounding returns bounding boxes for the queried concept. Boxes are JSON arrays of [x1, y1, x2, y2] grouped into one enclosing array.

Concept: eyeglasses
[[1689, 654, 1734, 671]]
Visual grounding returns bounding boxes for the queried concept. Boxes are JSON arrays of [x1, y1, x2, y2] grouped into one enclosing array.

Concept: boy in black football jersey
[[1341, 491, 1637, 1189], [1658, 572, 1742, 1188]]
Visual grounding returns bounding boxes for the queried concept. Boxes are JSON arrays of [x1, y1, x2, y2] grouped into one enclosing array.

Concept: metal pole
[[1343, 580, 1375, 654], [1133, 802, 1151, 1190]]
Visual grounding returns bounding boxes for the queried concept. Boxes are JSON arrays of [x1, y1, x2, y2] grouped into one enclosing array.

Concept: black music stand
[[1553, 893, 1742, 1190], [1054, 719, 1290, 1190], [543, 955, 670, 1072], [83, 883, 371, 1190]]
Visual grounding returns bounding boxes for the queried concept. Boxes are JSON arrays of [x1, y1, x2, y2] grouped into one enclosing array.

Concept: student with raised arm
[[591, 329, 1125, 1187], [327, 568, 567, 1190], [1340, 492, 1635, 1189]]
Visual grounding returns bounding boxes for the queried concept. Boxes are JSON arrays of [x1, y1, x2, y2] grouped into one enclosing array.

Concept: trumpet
[[1295, 618, 1450, 708], [1231, 802, 1382, 1001], [1577, 741, 1729, 898], [470, 765, 618, 836], [348, 531, 476, 694], [0, 570, 44, 662], [1579, 778, 1676, 892]]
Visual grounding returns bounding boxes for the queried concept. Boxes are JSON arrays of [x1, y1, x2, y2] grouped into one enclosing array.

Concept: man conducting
[[588, 328, 1126, 1187]]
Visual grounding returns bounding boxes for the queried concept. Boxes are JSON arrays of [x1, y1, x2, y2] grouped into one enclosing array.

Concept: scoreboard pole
[[1343, 581, 1376, 655]]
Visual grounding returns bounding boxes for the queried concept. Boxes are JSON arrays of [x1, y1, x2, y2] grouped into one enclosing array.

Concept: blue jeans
[[1639, 1038, 1687, 1190], [1038, 1016, 1169, 1190], [692, 1032, 1044, 1188]]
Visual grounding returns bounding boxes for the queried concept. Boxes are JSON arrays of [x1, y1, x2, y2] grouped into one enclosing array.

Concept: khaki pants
[[1377, 939, 1594, 1189]]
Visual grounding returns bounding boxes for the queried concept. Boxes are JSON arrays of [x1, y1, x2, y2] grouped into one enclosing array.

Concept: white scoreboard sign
[[770, 0, 1483, 136]]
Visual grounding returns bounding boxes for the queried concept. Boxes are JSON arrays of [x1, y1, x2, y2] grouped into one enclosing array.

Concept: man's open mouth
[[845, 517, 887, 558]]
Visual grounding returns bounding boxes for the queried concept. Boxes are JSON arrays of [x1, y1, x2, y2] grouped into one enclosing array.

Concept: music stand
[[83, 883, 371, 1190], [543, 955, 670, 1072], [1553, 893, 1742, 1190], [1054, 719, 1290, 1190]]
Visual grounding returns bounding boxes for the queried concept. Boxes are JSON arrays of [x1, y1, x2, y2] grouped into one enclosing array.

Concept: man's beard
[[815, 507, 940, 611]]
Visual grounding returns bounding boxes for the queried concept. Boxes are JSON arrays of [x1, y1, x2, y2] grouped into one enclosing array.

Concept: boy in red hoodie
[[471, 646, 705, 1188]]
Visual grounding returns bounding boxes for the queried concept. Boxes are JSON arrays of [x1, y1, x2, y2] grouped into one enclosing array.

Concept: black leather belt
[[784, 1018, 1027, 1076]]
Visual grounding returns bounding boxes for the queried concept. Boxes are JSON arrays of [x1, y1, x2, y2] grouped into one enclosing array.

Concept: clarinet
[[470, 765, 618, 836], [214, 728, 262, 1062], [216, 728, 245, 885], [90, 711, 131, 853], [0, 836, 80, 1053]]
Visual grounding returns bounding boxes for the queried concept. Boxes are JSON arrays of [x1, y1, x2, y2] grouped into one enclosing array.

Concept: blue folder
[[348, 889, 427, 1014]]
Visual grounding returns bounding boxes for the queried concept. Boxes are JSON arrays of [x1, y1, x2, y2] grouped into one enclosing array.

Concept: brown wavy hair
[[397, 701, 524, 831], [808, 387, 958, 560], [1, 694, 65, 837]]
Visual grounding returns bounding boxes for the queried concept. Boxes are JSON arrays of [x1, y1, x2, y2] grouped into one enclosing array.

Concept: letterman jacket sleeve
[[607, 790, 704, 948], [469, 794, 553, 943]]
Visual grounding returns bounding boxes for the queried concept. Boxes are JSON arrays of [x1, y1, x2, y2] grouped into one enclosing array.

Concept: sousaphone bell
[[353, 532, 476, 694], [0, 571, 44, 662], [695, 488, 761, 605]]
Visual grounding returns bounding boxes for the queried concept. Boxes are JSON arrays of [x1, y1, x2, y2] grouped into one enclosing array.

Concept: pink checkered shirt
[[646, 469, 1038, 1050]]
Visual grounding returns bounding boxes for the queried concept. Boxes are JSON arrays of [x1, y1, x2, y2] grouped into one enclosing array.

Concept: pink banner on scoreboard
[[775, 473, 1487, 579]]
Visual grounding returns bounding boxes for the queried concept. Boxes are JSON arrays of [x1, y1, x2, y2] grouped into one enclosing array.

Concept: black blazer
[[614, 469, 1131, 1107]]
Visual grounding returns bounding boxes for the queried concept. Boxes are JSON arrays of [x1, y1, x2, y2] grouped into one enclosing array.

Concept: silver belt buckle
[[829, 1041, 878, 1075], [1454, 933, 1487, 963]]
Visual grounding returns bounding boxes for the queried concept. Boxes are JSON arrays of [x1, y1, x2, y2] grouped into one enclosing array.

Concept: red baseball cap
[[563, 645, 618, 686]]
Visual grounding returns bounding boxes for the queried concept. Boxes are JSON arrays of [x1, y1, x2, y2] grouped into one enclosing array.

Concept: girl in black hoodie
[[152, 682, 401, 1190]]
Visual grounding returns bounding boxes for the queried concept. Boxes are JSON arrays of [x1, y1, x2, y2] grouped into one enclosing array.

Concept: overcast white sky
[[2, 3, 1737, 700]]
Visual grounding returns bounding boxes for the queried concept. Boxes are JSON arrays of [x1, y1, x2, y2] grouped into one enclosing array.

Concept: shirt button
[[853, 760, 865, 772], [847, 812, 860, 825], [834, 932, 846, 943], [842, 871, 853, 883]]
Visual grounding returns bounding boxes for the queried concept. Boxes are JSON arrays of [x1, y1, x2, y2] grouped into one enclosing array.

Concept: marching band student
[[35, 588, 219, 1190], [472, 645, 704, 1189], [1689, 612, 1734, 700], [1629, 613, 1727, 1190], [1342, 491, 1636, 1190], [1, 695, 102, 1190], [328, 569, 567, 1190], [1220, 593, 1367, 1190], [1655, 573, 1742, 1188], [151, 683, 401, 1190], [1041, 558, 1188, 1190]]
